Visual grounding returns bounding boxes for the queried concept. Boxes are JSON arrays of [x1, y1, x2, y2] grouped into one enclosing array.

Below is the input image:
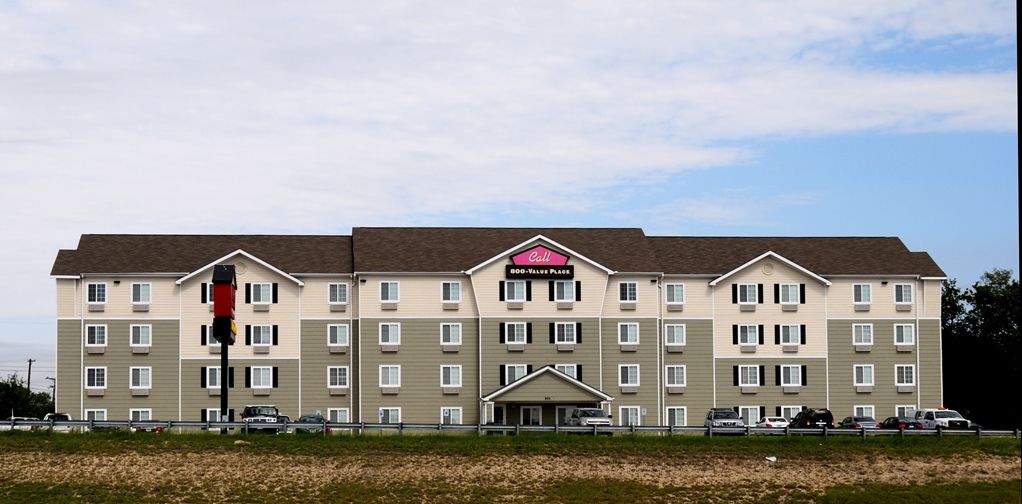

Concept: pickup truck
[[564, 408, 612, 427], [241, 405, 283, 433], [914, 408, 971, 429]]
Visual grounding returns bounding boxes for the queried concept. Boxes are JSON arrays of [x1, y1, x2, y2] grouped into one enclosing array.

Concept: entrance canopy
[[482, 365, 613, 403]]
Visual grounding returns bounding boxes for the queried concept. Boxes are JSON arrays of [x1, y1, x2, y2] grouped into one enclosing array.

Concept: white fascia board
[[481, 365, 614, 402], [175, 250, 304, 286], [354, 272, 466, 276], [708, 251, 831, 287], [464, 235, 615, 275]]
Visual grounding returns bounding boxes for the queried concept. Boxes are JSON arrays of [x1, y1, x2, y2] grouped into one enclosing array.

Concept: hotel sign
[[506, 245, 574, 279]]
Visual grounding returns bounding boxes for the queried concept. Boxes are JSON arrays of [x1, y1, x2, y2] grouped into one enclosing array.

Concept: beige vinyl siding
[[827, 319, 921, 418], [56, 279, 79, 318], [662, 319, 713, 426], [300, 319, 354, 417], [920, 280, 942, 319], [827, 279, 918, 318], [299, 277, 354, 318], [181, 359, 299, 420], [359, 275, 479, 319], [602, 275, 660, 317], [56, 320, 82, 416], [661, 277, 714, 317], [360, 319, 480, 424], [918, 319, 941, 408], [713, 258, 827, 358], [714, 358, 827, 413], [480, 318, 601, 395], [601, 318, 659, 425], [81, 320, 180, 420], [79, 277, 179, 319]]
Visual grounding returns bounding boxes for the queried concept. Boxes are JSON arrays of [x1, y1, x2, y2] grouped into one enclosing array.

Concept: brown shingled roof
[[49, 235, 353, 276], [649, 236, 945, 277], [352, 227, 660, 273]]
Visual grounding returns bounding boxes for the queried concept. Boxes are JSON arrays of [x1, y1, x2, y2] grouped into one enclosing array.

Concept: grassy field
[[1, 432, 1019, 503]]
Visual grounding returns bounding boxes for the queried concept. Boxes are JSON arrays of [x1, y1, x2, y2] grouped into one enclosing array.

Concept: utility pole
[[27, 359, 35, 391], [46, 377, 56, 401]]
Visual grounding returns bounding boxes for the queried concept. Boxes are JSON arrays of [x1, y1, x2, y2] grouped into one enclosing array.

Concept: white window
[[739, 406, 761, 426], [780, 405, 801, 421], [130, 367, 151, 389], [131, 283, 151, 304], [894, 283, 913, 304], [505, 322, 527, 344], [87, 283, 107, 304], [328, 408, 349, 423], [854, 365, 874, 386], [206, 366, 221, 389], [328, 324, 349, 346], [738, 365, 759, 387], [441, 407, 463, 425], [441, 323, 461, 345], [618, 282, 638, 302], [618, 364, 640, 386], [86, 325, 107, 346], [130, 409, 151, 422], [379, 365, 401, 387], [441, 281, 461, 302], [521, 406, 542, 425], [853, 324, 873, 345], [619, 406, 640, 426], [737, 283, 758, 304], [252, 325, 273, 346], [666, 406, 687, 427], [206, 409, 221, 422], [665, 324, 686, 346], [780, 365, 801, 386], [854, 405, 875, 418], [738, 324, 758, 345], [379, 281, 399, 302], [779, 324, 800, 345], [130, 325, 151, 347], [665, 283, 685, 304], [553, 280, 574, 302], [251, 366, 273, 388], [554, 364, 577, 379], [251, 283, 273, 304], [618, 323, 639, 344], [505, 364, 528, 384], [665, 365, 686, 386], [896, 405, 916, 418], [328, 283, 348, 304], [206, 324, 220, 347], [505, 280, 526, 302], [894, 324, 915, 345], [853, 284, 871, 304], [555, 322, 576, 344], [205, 283, 215, 304], [779, 283, 800, 304], [85, 367, 106, 389], [441, 365, 462, 387], [85, 409, 106, 421], [379, 408, 401, 424], [328, 366, 349, 388], [895, 365, 915, 386], [379, 323, 401, 345]]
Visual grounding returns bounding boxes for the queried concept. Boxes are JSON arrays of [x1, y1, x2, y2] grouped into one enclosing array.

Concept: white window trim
[[894, 324, 915, 345], [555, 322, 577, 344], [206, 366, 222, 390], [379, 365, 401, 388], [853, 283, 872, 305], [738, 364, 759, 387], [779, 283, 800, 304], [379, 322, 401, 345], [251, 366, 273, 389], [130, 324, 152, 347], [205, 408, 222, 422], [505, 322, 527, 344], [665, 324, 686, 346], [379, 407, 401, 423], [665, 406, 687, 426], [853, 405, 875, 418], [554, 364, 577, 379], [895, 364, 916, 386], [618, 364, 640, 387], [85, 324, 108, 347], [896, 405, 916, 417], [440, 365, 462, 387], [205, 283, 215, 305], [852, 323, 874, 346], [441, 323, 462, 345], [441, 281, 461, 303], [327, 282, 349, 305], [441, 407, 463, 424], [738, 324, 758, 346], [894, 283, 914, 304], [618, 281, 638, 302], [553, 280, 575, 302], [739, 406, 761, 425], [251, 282, 273, 304], [779, 365, 802, 386], [327, 324, 350, 347], [85, 366, 107, 389], [130, 282, 152, 305], [779, 324, 800, 345], [251, 325, 273, 346], [618, 406, 640, 426], [665, 365, 686, 386], [129, 366, 152, 389], [664, 282, 685, 305], [129, 408, 152, 422], [505, 364, 528, 383], [327, 366, 350, 388], [618, 322, 639, 344], [206, 324, 220, 347], [327, 408, 350, 423], [84, 409, 107, 421], [780, 405, 802, 420], [737, 283, 758, 304], [853, 364, 875, 386], [86, 282, 107, 304], [520, 405, 542, 425], [504, 280, 526, 302]]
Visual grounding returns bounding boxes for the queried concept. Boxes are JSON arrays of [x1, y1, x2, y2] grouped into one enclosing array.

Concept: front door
[[556, 405, 576, 425], [521, 406, 541, 425], [493, 405, 505, 425]]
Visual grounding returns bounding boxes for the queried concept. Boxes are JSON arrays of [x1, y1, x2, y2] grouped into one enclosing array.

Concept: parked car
[[790, 408, 834, 428], [241, 405, 282, 433], [914, 408, 971, 429], [293, 415, 330, 434], [756, 416, 789, 428], [0, 416, 39, 431], [879, 416, 924, 430], [838, 416, 879, 429], [565, 408, 612, 427], [42, 413, 74, 433], [703, 408, 745, 428]]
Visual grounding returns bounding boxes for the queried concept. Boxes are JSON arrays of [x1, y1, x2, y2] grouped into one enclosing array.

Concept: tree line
[[1, 374, 54, 420]]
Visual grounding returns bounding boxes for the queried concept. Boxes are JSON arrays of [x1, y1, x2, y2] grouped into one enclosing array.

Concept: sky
[[0, 1, 1017, 392]]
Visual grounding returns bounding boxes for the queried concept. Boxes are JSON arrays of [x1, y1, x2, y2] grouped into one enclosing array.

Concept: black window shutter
[[732, 366, 739, 386], [201, 409, 207, 422], [799, 284, 806, 304], [733, 406, 739, 413], [499, 323, 506, 344], [244, 367, 251, 388], [272, 283, 279, 303], [525, 281, 532, 301], [757, 284, 764, 304], [774, 325, 780, 345], [759, 365, 765, 386], [731, 284, 738, 303], [577, 365, 583, 381], [760, 406, 766, 419], [201, 325, 207, 346], [575, 281, 581, 301], [549, 323, 555, 344], [273, 367, 279, 388], [245, 325, 251, 346], [272, 325, 279, 346], [499, 365, 506, 386], [201, 283, 207, 304], [546, 281, 554, 301], [228, 367, 235, 388], [526, 323, 533, 344], [498, 281, 505, 301], [526, 364, 533, 374], [775, 365, 781, 386], [758, 325, 764, 345], [732, 325, 738, 345], [200, 367, 207, 388], [245, 283, 251, 304], [775, 406, 781, 417], [575, 322, 582, 344], [801, 365, 808, 386], [800, 325, 807, 345], [228, 409, 234, 422], [773, 283, 780, 304]]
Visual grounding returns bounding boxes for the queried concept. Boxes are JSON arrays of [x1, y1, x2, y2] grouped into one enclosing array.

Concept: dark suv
[[241, 405, 282, 433], [790, 408, 834, 428]]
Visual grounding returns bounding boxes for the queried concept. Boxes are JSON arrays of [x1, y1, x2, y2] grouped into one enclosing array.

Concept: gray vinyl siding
[[56, 320, 82, 416], [827, 319, 922, 419], [181, 359, 299, 420], [360, 318, 480, 424], [300, 319, 355, 418], [714, 357, 827, 415], [662, 319, 713, 425], [918, 319, 941, 409], [601, 318, 659, 425], [480, 318, 601, 393], [81, 320, 180, 420]]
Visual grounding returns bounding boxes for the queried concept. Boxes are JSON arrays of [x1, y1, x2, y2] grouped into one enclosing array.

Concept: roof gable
[[482, 366, 613, 402], [708, 251, 831, 286], [465, 235, 614, 275], [176, 250, 304, 285]]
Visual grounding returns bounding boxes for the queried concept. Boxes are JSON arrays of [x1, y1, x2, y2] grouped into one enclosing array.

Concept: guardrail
[[2, 418, 1020, 439]]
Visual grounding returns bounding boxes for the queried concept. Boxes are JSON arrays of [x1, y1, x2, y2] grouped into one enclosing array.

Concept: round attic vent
[[235, 261, 248, 275], [762, 263, 774, 275]]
